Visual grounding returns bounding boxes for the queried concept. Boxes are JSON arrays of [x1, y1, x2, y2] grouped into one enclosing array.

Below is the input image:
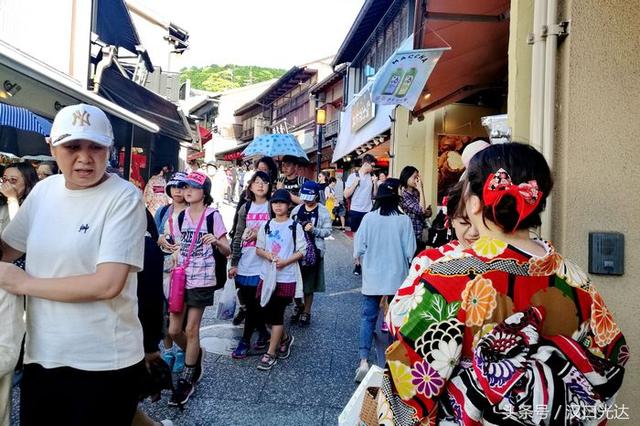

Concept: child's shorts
[[185, 286, 215, 308], [263, 295, 292, 326]]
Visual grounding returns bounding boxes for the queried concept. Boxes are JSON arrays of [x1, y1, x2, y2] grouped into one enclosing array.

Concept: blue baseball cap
[[300, 180, 320, 202]]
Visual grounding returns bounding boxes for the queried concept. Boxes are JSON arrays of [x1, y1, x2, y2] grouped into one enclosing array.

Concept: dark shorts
[[185, 286, 216, 308], [333, 202, 346, 217], [263, 295, 292, 326], [21, 361, 145, 425], [349, 210, 367, 232], [302, 257, 325, 294]]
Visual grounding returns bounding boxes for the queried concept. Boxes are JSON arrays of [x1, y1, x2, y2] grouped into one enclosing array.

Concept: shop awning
[[214, 142, 249, 161], [198, 126, 212, 144], [99, 67, 193, 142], [0, 103, 51, 135], [412, 0, 510, 116], [96, 0, 139, 54], [0, 40, 159, 133]]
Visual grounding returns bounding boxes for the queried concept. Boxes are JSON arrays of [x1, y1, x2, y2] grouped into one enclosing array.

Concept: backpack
[[178, 209, 228, 290], [229, 198, 251, 240], [263, 217, 317, 267], [426, 209, 451, 248], [292, 208, 320, 267]]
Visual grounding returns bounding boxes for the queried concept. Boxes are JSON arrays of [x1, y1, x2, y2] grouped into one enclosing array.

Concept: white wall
[[0, 0, 91, 83]]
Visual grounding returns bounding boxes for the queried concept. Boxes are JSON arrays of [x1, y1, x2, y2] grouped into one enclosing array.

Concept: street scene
[[0, 0, 638, 425]]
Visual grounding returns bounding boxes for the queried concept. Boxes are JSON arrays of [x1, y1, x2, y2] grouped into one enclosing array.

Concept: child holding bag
[[168, 171, 230, 407], [255, 189, 306, 371], [228, 171, 273, 359]]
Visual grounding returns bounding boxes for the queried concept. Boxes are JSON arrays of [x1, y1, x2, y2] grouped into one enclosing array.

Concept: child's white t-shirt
[[237, 202, 269, 277], [257, 218, 304, 283], [2, 174, 145, 371]]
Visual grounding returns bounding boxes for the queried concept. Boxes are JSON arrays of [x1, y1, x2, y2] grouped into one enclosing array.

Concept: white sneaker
[[354, 362, 370, 383], [160, 421, 173, 426]]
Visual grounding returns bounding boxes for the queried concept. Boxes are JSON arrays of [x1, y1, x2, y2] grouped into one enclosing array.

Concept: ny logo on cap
[[72, 110, 91, 126]]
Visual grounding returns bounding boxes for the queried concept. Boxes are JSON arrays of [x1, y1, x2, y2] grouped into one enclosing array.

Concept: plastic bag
[[216, 278, 237, 320], [260, 261, 277, 307]]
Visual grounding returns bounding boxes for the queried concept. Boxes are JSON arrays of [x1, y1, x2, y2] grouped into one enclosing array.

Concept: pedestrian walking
[[228, 171, 273, 359], [380, 143, 628, 424], [0, 104, 147, 425], [255, 189, 306, 370], [345, 154, 377, 275], [399, 165, 433, 254], [154, 172, 189, 374], [317, 171, 329, 204], [290, 181, 332, 326], [276, 155, 308, 206], [353, 178, 415, 382], [168, 171, 230, 407], [144, 165, 171, 217]]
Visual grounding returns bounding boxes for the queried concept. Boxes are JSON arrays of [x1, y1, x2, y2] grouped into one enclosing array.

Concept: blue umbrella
[[0, 102, 52, 157], [242, 133, 309, 161]]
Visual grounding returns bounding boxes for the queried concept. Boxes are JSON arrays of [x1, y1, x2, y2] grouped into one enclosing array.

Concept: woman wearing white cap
[[0, 104, 147, 424]]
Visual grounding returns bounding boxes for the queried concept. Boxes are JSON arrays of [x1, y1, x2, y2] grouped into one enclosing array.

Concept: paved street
[[12, 203, 364, 426]]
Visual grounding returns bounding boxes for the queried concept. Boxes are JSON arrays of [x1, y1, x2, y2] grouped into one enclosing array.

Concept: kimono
[[380, 236, 628, 425]]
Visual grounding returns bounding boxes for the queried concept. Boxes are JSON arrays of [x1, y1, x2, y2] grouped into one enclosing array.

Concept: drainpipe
[[529, 0, 547, 153], [541, 0, 559, 239]]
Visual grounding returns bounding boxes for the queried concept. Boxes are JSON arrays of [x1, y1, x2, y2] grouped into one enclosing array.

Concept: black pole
[[316, 123, 323, 176]]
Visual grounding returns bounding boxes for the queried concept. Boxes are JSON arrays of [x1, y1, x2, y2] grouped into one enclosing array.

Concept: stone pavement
[[11, 202, 365, 425]]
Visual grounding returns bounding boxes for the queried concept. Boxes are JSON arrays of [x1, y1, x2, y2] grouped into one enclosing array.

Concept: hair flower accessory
[[482, 168, 543, 231]]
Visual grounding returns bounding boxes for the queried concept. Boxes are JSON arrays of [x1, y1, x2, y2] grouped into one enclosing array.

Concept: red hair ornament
[[482, 168, 543, 232]]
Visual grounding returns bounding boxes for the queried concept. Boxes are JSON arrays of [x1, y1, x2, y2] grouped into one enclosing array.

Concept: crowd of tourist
[[0, 103, 629, 425]]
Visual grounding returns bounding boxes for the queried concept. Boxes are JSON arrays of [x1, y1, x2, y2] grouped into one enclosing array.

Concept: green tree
[[180, 64, 286, 92]]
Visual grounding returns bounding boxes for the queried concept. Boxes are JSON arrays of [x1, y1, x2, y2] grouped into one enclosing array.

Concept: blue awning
[[99, 67, 193, 142], [95, 0, 152, 71], [0, 102, 51, 135]]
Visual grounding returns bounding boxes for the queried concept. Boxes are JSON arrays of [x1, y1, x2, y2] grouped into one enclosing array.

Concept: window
[[350, 0, 413, 95]]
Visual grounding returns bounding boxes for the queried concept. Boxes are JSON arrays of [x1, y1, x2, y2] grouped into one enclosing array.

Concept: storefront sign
[[351, 86, 376, 133], [372, 47, 449, 110]]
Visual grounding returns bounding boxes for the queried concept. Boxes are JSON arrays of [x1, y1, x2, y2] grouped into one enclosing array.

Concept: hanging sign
[[372, 47, 449, 110]]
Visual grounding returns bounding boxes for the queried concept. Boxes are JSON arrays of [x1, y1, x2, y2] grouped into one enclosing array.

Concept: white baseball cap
[[49, 104, 114, 147]]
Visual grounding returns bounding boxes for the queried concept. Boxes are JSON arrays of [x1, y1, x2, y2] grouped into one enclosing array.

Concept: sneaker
[[232, 340, 249, 359], [252, 333, 270, 354], [257, 353, 277, 371], [299, 312, 311, 327], [354, 362, 370, 383], [232, 307, 246, 326], [169, 378, 194, 406], [277, 334, 295, 359], [353, 264, 362, 276], [160, 421, 174, 426], [172, 350, 185, 374], [290, 304, 304, 322]]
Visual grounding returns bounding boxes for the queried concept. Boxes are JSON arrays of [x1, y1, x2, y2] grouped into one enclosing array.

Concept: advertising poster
[[437, 134, 472, 203], [372, 47, 449, 110]]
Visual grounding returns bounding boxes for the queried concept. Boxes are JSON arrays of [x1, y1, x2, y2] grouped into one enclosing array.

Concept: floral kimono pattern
[[380, 237, 628, 425]]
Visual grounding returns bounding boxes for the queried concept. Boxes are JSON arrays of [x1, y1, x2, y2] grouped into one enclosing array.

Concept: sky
[[134, 0, 366, 70]]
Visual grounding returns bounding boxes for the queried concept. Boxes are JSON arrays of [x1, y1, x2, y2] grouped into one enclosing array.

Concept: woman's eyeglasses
[[0, 177, 19, 185]]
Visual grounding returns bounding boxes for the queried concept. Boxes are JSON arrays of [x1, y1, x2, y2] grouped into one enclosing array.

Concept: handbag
[[260, 260, 278, 307], [168, 209, 207, 313], [215, 278, 237, 320]]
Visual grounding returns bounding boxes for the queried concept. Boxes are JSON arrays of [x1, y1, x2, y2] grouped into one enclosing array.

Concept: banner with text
[[372, 47, 449, 111]]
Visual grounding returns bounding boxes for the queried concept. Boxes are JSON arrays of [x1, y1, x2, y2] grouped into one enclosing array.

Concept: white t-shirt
[[2, 174, 145, 371], [238, 202, 269, 277], [257, 218, 301, 283], [346, 171, 373, 212]]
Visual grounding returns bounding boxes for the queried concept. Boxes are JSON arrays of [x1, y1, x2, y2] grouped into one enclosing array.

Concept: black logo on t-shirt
[[79, 224, 90, 233]]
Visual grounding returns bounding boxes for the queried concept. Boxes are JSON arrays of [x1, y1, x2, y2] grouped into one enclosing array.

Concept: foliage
[[180, 64, 286, 92]]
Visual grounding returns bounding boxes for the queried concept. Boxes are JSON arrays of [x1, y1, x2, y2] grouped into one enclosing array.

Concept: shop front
[[389, 0, 510, 207]]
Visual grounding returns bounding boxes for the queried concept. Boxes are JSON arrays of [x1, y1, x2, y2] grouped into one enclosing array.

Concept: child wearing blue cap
[[290, 180, 332, 326]]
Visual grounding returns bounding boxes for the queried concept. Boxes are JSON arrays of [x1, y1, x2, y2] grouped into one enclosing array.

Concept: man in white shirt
[[344, 154, 377, 275]]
